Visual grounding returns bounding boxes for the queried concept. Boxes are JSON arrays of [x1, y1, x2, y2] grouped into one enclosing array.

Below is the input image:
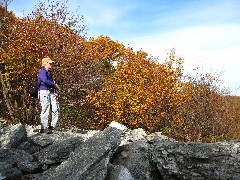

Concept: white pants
[[39, 90, 60, 129]]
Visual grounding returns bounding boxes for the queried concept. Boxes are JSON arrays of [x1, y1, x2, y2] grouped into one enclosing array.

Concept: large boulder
[[120, 128, 147, 146], [0, 161, 22, 180], [0, 148, 41, 179], [0, 124, 27, 148], [151, 139, 240, 180], [0, 122, 239, 180], [39, 123, 125, 180], [111, 141, 160, 180], [35, 136, 83, 169]]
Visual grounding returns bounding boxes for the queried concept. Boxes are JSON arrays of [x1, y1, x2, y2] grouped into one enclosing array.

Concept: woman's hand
[[55, 84, 61, 92]]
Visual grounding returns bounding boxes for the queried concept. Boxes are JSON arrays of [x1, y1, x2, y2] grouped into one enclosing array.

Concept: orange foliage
[[88, 48, 239, 142], [88, 50, 187, 132], [0, 2, 239, 142], [0, 1, 88, 123]]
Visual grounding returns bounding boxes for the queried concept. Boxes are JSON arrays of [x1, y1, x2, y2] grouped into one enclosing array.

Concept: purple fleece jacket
[[38, 67, 55, 90]]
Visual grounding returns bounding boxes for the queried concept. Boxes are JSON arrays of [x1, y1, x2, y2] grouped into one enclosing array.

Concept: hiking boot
[[49, 126, 56, 131], [49, 126, 60, 131], [40, 129, 52, 134]]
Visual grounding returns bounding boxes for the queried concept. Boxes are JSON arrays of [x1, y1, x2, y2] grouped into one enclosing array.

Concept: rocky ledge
[[0, 122, 239, 180]]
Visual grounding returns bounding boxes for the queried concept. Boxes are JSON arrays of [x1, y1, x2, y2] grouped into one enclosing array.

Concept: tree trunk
[[0, 70, 15, 120]]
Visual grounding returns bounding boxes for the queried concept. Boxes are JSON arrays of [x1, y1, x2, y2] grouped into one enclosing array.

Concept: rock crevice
[[0, 122, 239, 180]]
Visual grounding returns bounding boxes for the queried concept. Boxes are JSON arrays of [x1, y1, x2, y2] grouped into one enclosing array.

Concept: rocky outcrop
[[0, 122, 239, 180], [151, 140, 240, 180], [0, 124, 27, 149]]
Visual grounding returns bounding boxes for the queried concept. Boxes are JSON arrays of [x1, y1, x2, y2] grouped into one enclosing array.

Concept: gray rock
[[31, 133, 55, 147], [107, 164, 134, 180], [111, 141, 159, 180], [0, 148, 40, 176], [18, 137, 42, 155], [0, 161, 22, 180], [147, 132, 171, 143], [120, 128, 147, 146], [39, 124, 124, 180], [35, 137, 83, 166], [109, 121, 128, 131], [0, 122, 239, 180], [0, 124, 27, 148], [151, 139, 240, 180]]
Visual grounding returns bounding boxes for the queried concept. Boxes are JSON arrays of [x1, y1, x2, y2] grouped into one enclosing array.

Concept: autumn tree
[[176, 72, 240, 142], [0, 0, 88, 124], [0, 1, 239, 142], [0, 2, 20, 121], [62, 35, 134, 128], [88, 49, 187, 133], [0, 1, 129, 127], [88, 47, 240, 142], [87, 36, 126, 87]]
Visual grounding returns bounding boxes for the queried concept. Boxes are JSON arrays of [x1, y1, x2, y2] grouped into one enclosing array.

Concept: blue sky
[[7, 0, 240, 95]]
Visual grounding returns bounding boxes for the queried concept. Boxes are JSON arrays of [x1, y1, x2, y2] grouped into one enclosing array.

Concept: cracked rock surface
[[0, 123, 239, 180]]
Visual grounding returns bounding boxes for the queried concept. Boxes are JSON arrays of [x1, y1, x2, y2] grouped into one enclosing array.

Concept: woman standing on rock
[[38, 57, 60, 134]]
